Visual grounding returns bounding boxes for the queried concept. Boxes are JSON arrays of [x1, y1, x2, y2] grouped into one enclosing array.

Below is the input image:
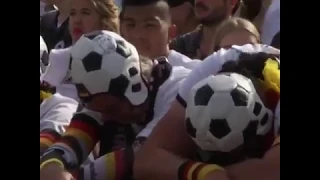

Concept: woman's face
[[69, 0, 102, 42], [218, 30, 259, 50], [84, 94, 149, 124]]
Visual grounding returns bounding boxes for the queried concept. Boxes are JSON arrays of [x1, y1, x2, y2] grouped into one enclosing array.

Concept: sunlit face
[[69, 0, 102, 42], [194, 0, 230, 25], [84, 94, 149, 124], [121, 1, 175, 59]]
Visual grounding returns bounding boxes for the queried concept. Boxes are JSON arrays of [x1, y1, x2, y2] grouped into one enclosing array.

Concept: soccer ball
[[185, 73, 273, 152], [40, 36, 48, 75], [70, 30, 148, 105]]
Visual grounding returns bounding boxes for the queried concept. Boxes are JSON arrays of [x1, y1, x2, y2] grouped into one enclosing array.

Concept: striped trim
[[178, 161, 224, 180], [40, 113, 102, 168], [40, 129, 62, 147]]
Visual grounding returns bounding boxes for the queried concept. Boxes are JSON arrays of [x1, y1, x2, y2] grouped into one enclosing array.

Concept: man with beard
[[167, 0, 200, 36], [170, 0, 238, 59]]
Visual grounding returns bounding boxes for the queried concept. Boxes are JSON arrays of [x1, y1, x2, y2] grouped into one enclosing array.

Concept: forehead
[[122, 2, 169, 21], [71, 0, 94, 9]]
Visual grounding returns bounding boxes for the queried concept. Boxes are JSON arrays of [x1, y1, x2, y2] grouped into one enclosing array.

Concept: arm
[[75, 145, 136, 180], [40, 109, 103, 170], [134, 100, 280, 180], [225, 138, 280, 180], [40, 97, 78, 155], [134, 101, 197, 180]]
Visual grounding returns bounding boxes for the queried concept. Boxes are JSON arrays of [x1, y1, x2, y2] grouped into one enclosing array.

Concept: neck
[[152, 47, 170, 59], [178, 18, 199, 36], [202, 24, 218, 43], [197, 25, 218, 58]]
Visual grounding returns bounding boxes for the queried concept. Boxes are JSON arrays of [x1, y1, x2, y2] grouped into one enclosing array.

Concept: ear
[[168, 24, 177, 41]]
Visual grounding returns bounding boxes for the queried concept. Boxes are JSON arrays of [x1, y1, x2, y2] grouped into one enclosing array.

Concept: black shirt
[[40, 10, 72, 52]]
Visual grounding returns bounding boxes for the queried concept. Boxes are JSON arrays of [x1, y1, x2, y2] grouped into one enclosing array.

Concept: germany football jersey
[[40, 10, 72, 52]]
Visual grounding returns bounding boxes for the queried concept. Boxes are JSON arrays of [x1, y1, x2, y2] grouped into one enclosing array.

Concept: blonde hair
[[90, 0, 120, 33], [213, 17, 260, 50]]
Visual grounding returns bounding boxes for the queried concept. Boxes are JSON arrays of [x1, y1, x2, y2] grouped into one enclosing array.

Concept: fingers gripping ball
[[185, 73, 273, 152], [70, 30, 149, 106]]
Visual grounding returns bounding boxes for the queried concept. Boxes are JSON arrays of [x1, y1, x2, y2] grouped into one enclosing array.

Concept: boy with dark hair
[[121, 0, 200, 69]]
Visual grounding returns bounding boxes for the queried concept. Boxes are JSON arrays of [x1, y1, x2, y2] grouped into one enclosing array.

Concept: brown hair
[[213, 17, 260, 51], [90, 0, 120, 33]]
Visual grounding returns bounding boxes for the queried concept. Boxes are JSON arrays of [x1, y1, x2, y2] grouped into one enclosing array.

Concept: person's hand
[[40, 163, 75, 180], [204, 170, 230, 180]]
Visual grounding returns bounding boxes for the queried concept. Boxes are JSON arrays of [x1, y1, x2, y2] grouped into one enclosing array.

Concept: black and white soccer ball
[[40, 36, 48, 75], [185, 73, 273, 152], [70, 30, 148, 106]]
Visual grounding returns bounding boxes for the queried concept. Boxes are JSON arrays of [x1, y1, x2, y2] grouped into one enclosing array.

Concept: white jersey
[[40, 93, 78, 134], [136, 66, 191, 138], [167, 50, 202, 70], [176, 44, 280, 135], [40, 47, 79, 101]]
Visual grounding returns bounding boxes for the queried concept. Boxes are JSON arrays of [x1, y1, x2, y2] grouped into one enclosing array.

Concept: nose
[[130, 25, 145, 40], [71, 14, 82, 27]]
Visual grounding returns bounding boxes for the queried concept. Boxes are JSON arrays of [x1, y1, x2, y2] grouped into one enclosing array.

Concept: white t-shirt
[[176, 44, 280, 134], [136, 66, 191, 138], [40, 93, 78, 134], [261, 0, 280, 45], [41, 48, 79, 101], [168, 50, 202, 69]]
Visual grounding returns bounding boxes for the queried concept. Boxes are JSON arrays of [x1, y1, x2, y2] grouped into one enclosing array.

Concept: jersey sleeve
[[176, 48, 239, 107], [40, 95, 78, 154], [40, 48, 71, 86], [40, 108, 104, 169], [168, 50, 202, 70]]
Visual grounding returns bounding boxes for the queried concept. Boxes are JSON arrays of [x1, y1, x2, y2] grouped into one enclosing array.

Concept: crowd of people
[[40, 0, 280, 180]]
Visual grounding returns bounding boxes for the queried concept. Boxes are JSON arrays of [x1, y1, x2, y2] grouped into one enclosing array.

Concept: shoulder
[[40, 10, 58, 25], [40, 93, 78, 122], [158, 66, 191, 101], [170, 28, 202, 55], [40, 93, 78, 111]]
